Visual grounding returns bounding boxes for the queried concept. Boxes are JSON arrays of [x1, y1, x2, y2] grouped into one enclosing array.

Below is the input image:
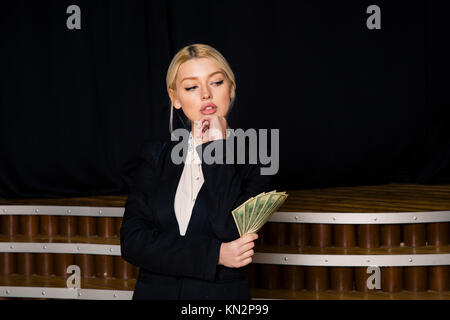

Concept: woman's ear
[[169, 88, 181, 109], [230, 84, 236, 100]]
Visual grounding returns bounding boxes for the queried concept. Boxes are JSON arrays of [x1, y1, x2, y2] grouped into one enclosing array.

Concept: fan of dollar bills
[[231, 190, 288, 236]]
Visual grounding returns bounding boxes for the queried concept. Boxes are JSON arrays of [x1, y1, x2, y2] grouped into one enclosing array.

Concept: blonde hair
[[166, 43, 236, 133]]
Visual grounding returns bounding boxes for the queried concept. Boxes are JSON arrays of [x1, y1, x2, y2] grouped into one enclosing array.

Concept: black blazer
[[120, 133, 273, 300]]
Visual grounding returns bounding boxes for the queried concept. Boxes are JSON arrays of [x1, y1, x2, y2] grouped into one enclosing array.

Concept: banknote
[[244, 191, 269, 234], [231, 204, 246, 236], [247, 193, 284, 233], [231, 191, 288, 236], [245, 191, 276, 234], [243, 196, 254, 233], [242, 197, 257, 234], [248, 193, 287, 233]]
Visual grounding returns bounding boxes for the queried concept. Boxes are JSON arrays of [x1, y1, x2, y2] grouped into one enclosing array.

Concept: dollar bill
[[231, 204, 246, 237], [249, 193, 287, 233], [232, 191, 288, 236], [245, 191, 276, 234], [243, 197, 256, 234], [242, 196, 255, 234], [232, 193, 265, 235], [232, 195, 257, 235], [247, 192, 283, 233], [244, 192, 266, 235]]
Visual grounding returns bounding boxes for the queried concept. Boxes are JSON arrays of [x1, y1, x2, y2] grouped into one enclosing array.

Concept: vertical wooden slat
[[18, 253, 35, 276], [330, 267, 353, 292], [403, 224, 426, 291], [311, 224, 332, 248], [37, 216, 59, 276], [403, 224, 426, 247], [427, 223, 449, 246], [289, 223, 310, 249], [404, 267, 428, 292], [381, 267, 403, 292], [18, 216, 38, 276], [1, 215, 19, 236], [380, 224, 401, 247], [0, 253, 16, 275], [39, 216, 59, 236], [77, 217, 96, 278], [54, 254, 75, 277], [95, 217, 115, 278], [333, 225, 355, 248], [19, 215, 38, 237], [114, 256, 136, 280], [78, 217, 97, 237], [357, 225, 380, 248], [59, 216, 78, 237], [305, 267, 328, 291], [97, 217, 116, 238], [267, 222, 289, 246], [75, 254, 95, 278], [259, 264, 281, 290], [282, 265, 304, 291], [428, 266, 449, 291]]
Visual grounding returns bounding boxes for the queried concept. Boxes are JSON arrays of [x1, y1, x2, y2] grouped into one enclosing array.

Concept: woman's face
[[170, 57, 235, 122]]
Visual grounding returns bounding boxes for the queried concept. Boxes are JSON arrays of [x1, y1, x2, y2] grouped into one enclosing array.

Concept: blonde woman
[[120, 44, 272, 300]]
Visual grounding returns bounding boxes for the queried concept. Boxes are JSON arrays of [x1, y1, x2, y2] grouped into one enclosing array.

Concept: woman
[[120, 43, 273, 300]]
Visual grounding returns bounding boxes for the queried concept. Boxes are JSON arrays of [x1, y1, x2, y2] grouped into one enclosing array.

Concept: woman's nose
[[201, 87, 211, 100]]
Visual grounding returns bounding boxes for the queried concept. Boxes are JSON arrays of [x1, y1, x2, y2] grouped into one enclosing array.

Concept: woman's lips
[[201, 105, 217, 115]]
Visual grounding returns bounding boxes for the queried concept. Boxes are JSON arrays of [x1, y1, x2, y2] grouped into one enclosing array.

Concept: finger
[[238, 249, 254, 260], [199, 115, 213, 125], [201, 115, 226, 135], [200, 119, 209, 132], [197, 120, 209, 138], [244, 233, 259, 244], [237, 238, 255, 250], [202, 121, 209, 134], [241, 233, 258, 243], [239, 257, 252, 267], [238, 235, 252, 245], [238, 241, 255, 255]]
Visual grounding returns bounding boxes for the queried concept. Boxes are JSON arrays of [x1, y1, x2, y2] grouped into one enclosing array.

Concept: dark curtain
[[0, 0, 448, 198]]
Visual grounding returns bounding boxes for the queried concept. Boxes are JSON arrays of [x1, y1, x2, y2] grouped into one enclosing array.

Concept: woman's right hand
[[218, 233, 258, 268]]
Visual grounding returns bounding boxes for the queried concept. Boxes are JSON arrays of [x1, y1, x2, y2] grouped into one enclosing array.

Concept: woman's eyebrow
[[181, 71, 224, 82]]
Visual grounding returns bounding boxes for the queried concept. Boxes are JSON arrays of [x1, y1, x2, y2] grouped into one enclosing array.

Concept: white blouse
[[174, 129, 231, 236], [174, 131, 204, 236]]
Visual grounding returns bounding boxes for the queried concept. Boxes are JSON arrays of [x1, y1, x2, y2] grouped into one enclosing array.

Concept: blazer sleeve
[[120, 141, 222, 281], [195, 133, 274, 241]]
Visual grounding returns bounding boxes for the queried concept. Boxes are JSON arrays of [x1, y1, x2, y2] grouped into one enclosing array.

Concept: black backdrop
[[0, 0, 449, 198]]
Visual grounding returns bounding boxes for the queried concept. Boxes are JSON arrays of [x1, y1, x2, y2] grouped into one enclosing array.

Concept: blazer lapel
[[184, 183, 209, 236], [154, 138, 211, 237], [153, 139, 186, 231]]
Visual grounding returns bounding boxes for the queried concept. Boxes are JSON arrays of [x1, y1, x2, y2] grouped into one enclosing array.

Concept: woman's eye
[[184, 80, 223, 91]]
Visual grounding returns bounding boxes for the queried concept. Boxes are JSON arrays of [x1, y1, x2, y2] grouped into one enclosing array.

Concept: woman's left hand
[[195, 115, 228, 143]]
